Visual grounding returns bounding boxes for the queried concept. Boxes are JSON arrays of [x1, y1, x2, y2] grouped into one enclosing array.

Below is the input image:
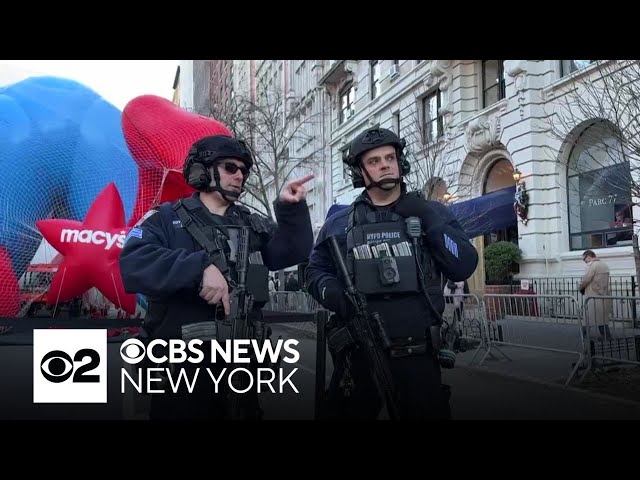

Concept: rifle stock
[[327, 235, 400, 420]]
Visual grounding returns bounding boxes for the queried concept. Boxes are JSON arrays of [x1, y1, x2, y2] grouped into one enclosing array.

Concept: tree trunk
[[633, 233, 640, 294]]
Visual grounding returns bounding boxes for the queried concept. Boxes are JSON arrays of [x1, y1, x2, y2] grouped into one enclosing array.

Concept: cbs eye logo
[[33, 329, 108, 404], [40, 349, 100, 383], [119, 339, 146, 364]]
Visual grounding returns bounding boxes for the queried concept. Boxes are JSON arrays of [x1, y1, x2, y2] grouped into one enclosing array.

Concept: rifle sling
[[173, 201, 231, 281]]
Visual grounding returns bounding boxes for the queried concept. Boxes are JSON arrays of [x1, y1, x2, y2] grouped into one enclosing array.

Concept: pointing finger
[[289, 174, 315, 187]]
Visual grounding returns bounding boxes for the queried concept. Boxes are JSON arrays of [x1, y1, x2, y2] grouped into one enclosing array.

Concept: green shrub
[[485, 241, 522, 285]]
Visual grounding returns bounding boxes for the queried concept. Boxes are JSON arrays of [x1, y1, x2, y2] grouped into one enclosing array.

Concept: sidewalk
[[267, 323, 640, 420], [443, 365, 640, 420]]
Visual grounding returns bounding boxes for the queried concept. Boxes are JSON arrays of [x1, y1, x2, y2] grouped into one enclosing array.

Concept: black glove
[[320, 279, 353, 319], [394, 194, 444, 233]]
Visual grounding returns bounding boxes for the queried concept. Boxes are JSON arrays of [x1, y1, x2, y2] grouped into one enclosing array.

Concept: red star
[[36, 182, 137, 314]]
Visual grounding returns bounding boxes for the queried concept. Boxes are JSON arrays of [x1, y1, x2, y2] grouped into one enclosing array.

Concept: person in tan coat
[[577, 250, 612, 339]]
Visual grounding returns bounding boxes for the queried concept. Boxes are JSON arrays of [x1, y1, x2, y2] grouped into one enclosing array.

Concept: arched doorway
[[460, 154, 518, 294], [483, 158, 519, 248]]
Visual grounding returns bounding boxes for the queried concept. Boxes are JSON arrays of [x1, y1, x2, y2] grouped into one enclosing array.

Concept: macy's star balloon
[[35, 183, 136, 314]]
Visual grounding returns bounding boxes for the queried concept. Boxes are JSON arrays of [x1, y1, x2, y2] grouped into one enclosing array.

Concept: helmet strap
[[361, 162, 402, 191], [206, 164, 243, 202]]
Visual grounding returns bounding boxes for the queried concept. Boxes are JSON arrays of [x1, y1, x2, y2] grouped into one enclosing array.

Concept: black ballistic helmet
[[186, 135, 253, 170], [183, 134, 254, 199], [344, 127, 410, 189]]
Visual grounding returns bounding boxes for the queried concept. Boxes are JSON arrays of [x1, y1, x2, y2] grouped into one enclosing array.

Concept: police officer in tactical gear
[[119, 134, 314, 420], [306, 127, 478, 420]]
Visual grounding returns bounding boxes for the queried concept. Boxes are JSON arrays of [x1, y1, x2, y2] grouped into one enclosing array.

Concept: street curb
[[458, 364, 640, 409], [272, 322, 317, 340], [276, 323, 640, 410]]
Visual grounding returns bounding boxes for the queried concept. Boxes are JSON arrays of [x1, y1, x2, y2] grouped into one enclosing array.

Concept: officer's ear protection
[[347, 139, 410, 188], [398, 138, 411, 176], [183, 146, 213, 191]]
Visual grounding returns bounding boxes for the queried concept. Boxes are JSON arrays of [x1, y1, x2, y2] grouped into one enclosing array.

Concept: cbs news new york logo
[[33, 329, 107, 403]]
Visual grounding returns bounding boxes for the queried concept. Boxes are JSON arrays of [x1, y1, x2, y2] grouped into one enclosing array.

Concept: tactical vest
[[345, 199, 443, 338], [173, 197, 270, 310]]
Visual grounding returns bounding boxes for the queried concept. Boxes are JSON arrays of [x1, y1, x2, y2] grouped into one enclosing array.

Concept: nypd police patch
[[444, 233, 459, 258]]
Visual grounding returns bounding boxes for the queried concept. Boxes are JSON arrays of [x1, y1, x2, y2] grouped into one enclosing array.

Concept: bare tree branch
[[208, 88, 324, 220], [546, 60, 639, 279], [401, 97, 493, 237]]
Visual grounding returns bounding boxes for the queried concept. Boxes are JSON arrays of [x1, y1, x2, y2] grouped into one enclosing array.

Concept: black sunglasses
[[221, 162, 249, 177]]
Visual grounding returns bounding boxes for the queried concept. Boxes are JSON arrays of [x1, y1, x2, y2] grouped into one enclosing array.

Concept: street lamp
[[512, 167, 528, 225], [512, 168, 522, 183]]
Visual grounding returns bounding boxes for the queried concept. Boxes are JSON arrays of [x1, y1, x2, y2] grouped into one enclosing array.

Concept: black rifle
[[327, 235, 400, 420], [226, 225, 256, 419]]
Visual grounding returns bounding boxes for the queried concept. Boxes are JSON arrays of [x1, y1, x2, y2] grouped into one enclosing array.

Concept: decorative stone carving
[[424, 60, 452, 90], [465, 114, 502, 155], [343, 60, 358, 74], [505, 60, 527, 78], [505, 60, 528, 118], [319, 60, 358, 97], [440, 101, 453, 132]]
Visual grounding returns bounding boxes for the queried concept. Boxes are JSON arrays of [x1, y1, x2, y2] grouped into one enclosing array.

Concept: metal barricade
[[582, 295, 640, 378], [442, 294, 488, 366], [263, 291, 321, 314], [480, 294, 585, 386]]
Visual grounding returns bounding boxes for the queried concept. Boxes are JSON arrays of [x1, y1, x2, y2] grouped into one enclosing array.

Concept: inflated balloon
[[0, 247, 20, 317], [122, 94, 232, 226], [69, 94, 138, 222], [35, 183, 136, 314], [0, 76, 138, 280], [0, 80, 233, 317]]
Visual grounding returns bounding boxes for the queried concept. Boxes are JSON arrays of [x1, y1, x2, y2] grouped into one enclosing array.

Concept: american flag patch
[[125, 228, 143, 243]]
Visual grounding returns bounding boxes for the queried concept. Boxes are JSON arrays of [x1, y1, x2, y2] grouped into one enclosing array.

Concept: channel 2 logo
[[33, 329, 107, 403]]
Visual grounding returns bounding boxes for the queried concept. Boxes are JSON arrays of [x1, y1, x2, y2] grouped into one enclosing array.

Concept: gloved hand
[[320, 279, 353, 319], [394, 194, 445, 232]]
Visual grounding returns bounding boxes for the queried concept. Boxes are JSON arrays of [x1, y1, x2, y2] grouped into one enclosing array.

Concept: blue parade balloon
[[0, 76, 138, 280]]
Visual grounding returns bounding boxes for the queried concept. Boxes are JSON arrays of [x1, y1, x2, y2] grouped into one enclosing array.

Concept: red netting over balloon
[[122, 95, 232, 227]]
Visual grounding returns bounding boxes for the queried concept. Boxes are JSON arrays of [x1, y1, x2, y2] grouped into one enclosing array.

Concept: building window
[[392, 111, 400, 135], [423, 90, 443, 143], [482, 60, 506, 108], [370, 60, 381, 100], [567, 122, 634, 250], [561, 60, 594, 77], [339, 83, 355, 125]]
